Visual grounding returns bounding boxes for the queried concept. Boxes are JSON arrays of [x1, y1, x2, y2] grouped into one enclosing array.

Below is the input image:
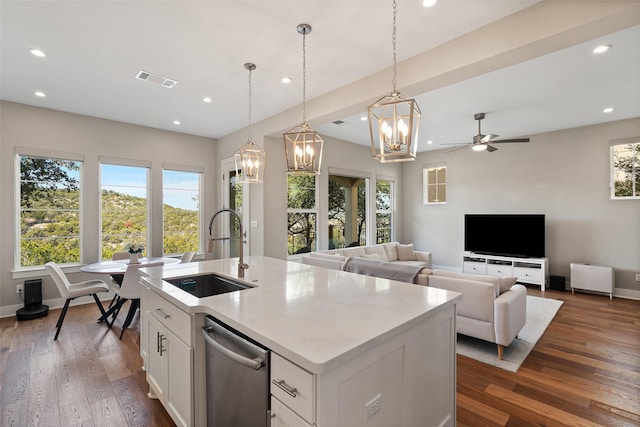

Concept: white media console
[[462, 252, 549, 292]]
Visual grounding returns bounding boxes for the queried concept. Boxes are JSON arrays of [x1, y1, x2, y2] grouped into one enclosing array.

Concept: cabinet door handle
[[157, 332, 166, 356], [155, 308, 170, 319], [272, 379, 298, 398]]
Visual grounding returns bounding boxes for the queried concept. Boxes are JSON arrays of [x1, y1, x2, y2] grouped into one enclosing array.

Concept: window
[[375, 179, 394, 243], [100, 163, 149, 260], [17, 153, 82, 267], [163, 169, 202, 255], [611, 138, 639, 199], [287, 173, 317, 255], [424, 165, 447, 204], [328, 174, 368, 249]]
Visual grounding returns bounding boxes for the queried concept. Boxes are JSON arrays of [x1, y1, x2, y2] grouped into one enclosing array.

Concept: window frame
[[14, 147, 85, 270], [162, 165, 204, 256], [375, 177, 395, 244], [610, 137, 639, 200], [99, 157, 151, 260], [423, 164, 447, 205], [287, 172, 319, 257]]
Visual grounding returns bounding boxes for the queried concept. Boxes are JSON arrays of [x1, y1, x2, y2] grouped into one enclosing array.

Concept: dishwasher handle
[[201, 327, 263, 370]]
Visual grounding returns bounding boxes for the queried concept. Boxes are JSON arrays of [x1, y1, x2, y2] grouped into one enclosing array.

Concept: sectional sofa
[[301, 243, 526, 359]]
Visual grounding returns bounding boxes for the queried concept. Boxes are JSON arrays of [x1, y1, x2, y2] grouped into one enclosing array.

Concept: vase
[[130, 253, 140, 264]]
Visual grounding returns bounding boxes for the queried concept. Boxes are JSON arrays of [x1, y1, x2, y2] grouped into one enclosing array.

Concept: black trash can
[[549, 275, 565, 291]]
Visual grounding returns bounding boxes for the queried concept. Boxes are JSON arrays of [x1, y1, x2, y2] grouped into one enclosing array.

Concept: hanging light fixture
[[283, 23, 323, 174], [367, 0, 421, 163], [234, 63, 266, 183]]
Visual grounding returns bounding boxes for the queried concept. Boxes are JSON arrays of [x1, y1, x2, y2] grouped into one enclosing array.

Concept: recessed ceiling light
[[281, 77, 292, 84], [30, 48, 46, 57], [173, 120, 181, 125], [593, 45, 611, 54], [603, 107, 614, 113], [427, 140, 433, 145], [360, 116, 368, 121], [34, 91, 45, 97], [422, 0, 437, 7], [202, 96, 212, 103]]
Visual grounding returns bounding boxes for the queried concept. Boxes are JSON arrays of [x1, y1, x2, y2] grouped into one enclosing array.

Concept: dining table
[[81, 256, 181, 274]]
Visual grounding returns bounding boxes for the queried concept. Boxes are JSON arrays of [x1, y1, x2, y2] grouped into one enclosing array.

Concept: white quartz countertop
[[141, 256, 461, 374]]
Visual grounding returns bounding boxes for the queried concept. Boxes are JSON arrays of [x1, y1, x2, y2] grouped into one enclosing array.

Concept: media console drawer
[[462, 252, 549, 291]]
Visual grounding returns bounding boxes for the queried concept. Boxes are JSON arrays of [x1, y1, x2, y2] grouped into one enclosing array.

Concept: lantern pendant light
[[234, 63, 266, 183], [283, 23, 324, 175], [367, 0, 421, 163]]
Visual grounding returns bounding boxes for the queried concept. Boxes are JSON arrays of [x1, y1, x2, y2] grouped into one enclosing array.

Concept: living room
[[1, 1, 639, 426]]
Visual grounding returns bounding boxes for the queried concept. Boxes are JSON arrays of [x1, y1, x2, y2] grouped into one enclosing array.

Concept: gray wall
[[401, 117, 640, 294], [0, 101, 217, 313]]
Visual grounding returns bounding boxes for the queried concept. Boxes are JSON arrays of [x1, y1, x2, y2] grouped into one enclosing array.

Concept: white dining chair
[[45, 262, 111, 340], [103, 261, 164, 339], [180, 251, 196, 263]]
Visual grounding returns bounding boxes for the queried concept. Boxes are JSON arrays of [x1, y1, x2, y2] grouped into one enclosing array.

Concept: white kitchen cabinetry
[[142, 286, 193, 427], [463, 252, 549, 291], [271, 397, 314, 427]]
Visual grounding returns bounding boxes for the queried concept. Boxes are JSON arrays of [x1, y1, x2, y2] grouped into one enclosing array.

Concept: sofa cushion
[[309, 252, 347, 262], [363, 244, 389, 261], [433, 270, 501, 297], [359, 253, 383, 261], [341, 246, 367, 257], [396, 243, 417, 261], [382, 242, 398, 262], [394, 260, 428, 268]]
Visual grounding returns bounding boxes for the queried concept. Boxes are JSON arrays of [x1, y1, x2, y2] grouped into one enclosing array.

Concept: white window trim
[[610, 137, 639, 200], [287, 172, 319, 258], [423, 163, 447, 205], [162, 167, 204, 256], [375, 175, 395, 244]]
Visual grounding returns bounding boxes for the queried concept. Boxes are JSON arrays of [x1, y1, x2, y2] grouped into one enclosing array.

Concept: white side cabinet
[[570, 263, 614, 299], [141, 286, 193, 427], [462, 252, 549, 291]]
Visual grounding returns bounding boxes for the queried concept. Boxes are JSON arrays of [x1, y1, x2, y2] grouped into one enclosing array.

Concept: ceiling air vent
[[135, 70, 178, 88], [332, 120, 345, 125]]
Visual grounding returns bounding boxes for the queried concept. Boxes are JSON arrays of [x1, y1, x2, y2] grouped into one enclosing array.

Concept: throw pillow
[[360, 253, 382, 261], [382, 242, 399, 262], [499, 277, 518, 294], [396, 243, 417, 261]]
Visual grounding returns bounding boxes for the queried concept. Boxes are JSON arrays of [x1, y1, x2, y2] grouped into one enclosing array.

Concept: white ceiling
[[2, 1, 639, 152]]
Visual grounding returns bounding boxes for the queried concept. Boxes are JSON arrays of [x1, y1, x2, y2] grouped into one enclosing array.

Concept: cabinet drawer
[[271, 397, 313, 427], [513, 267, 543, 284], [146, 289, 191, 345], [487, 264, 513, 277], [271, 353, 315, 423], [463, 262, 486, 275]]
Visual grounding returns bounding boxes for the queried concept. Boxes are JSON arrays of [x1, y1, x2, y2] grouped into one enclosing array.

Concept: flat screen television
[[464, 214, 545, 258]]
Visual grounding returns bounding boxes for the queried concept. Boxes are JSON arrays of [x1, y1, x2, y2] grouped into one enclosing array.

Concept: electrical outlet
[[635, 273, 640, 281], [16, 284, 24, 294], [365, 394, 382, 420]]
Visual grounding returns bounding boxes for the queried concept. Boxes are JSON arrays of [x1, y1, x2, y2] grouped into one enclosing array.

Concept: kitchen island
[[140, 256, 461, 427]]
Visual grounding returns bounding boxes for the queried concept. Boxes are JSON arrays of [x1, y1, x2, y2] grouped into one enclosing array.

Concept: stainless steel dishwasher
[[202, 316, 270, 427]]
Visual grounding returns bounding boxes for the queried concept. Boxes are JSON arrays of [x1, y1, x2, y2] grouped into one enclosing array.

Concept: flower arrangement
[[126, 243, 144, 254]]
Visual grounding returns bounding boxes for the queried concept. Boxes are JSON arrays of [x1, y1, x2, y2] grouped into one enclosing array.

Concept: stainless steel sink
[[165, 274, 252, 298]]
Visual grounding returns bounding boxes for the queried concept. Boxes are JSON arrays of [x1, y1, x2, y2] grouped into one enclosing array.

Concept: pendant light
[[367, 0, 421, 163], [283, 23, 323, 175], [234, 63, 266, 183]]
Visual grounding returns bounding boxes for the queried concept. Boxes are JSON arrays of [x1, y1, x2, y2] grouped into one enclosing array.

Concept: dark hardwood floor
[[1, 289, 638, 426]]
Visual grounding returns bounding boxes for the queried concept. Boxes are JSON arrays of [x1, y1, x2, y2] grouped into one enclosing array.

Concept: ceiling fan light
[[472, 144, 487, 152]]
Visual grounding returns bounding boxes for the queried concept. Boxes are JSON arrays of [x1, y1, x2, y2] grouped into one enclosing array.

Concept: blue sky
[[100, 165, 199, 210]]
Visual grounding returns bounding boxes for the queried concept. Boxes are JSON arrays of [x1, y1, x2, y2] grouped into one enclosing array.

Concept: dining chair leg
[[54, 299, 72, 340], [109, 298, 128, 328], [119, 299, 140, 339], [92, 293, 107, 318]]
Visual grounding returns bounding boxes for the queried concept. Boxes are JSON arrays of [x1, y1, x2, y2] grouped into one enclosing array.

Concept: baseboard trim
[[613, 288, 640, 300], [0, 292, 115, 319]]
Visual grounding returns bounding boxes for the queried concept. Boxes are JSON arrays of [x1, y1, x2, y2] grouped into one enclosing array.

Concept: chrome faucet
[[208, 208, 249, 278]]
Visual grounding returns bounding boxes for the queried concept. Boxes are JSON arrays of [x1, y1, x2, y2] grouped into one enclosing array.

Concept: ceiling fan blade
[[486, 144, 498, 153], [491, 138, 530, 144], [446, 145, 472, 154], [481, 133, 499, 142]]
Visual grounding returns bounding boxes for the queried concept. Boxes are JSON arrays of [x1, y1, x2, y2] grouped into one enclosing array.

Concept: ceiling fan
[[444, 113, 530, 153]]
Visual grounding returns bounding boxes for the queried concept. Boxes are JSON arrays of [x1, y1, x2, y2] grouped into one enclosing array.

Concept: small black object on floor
[[16, 278, 49, 320]]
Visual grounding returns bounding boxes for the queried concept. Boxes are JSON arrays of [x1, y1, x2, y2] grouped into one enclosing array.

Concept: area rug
[[456, 295, 564, 372]]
